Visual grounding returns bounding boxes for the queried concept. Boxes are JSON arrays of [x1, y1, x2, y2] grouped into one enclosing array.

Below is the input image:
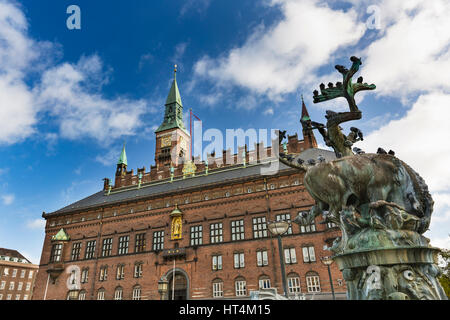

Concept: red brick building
[[0, 248, 39, 300], [33, 73, 346, 300]]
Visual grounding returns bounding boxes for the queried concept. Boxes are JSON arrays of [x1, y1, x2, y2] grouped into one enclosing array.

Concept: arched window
[[132, 285, 142, 300], [287, 273, 301, 294], [114, 286, 123, 300], [234, 277, 247, 297], [258, 275, 271, 289], [78, 290, 87, 300], [306, 272, 321, 293], [97, 288, 105, 300], [212, 278, 223, 298]]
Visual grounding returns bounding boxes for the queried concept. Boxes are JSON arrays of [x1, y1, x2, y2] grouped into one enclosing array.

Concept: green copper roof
[[156, 72, 188, 134], [117, 144, 128, 166], [52, 228, 70, 241], [165, 77, 183, 107]]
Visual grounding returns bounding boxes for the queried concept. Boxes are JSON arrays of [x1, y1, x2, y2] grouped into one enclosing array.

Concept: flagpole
[[190, 108, 192, 161]]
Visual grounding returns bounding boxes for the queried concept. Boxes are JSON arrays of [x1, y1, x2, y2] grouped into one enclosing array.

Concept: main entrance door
[[168, 273, 188, 300]]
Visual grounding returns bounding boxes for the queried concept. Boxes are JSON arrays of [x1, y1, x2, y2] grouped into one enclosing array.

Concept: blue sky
[[0, 0, 449, 264]]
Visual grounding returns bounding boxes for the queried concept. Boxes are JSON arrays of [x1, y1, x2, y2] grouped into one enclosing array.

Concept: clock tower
[[154, 67, 191, 168]]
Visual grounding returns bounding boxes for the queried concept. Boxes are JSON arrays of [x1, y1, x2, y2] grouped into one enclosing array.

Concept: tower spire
[[117, 142, 128, 166], [299, 95, 318, 149]]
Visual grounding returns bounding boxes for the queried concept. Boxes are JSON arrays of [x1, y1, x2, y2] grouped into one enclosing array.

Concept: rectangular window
[[190, 225, 203, 246], [97, 290, 105, 300], [288, 276, 301, 294], [257, 250, 269, 266], [210, 223, 223, 244], [78, 292, 85, 300], [116, 265, 125, 280], [3, 268, 9, 276], [234, 252, 245, 269], [259, 278, 271, 289], [9, 282, 14, 290], [213, 281, 223, 298], [101, 238, 113, 257], [302, 246, 316, 263], [235, 280, 247, 297], [306, 275, 321, 292], [12, 269, 17, 278], [134, 263, 143, 278], [20, 270, 25, 278], [28, 270, 33, 279], [231, 219, 245, 241], [71, 242, 82, 261], [114, 288, 123, 300], [212, 255, 222, 271], [50, 243, 62, 262], [81, 269, 89, 283], [152, 231, 164, 251], [327, 222, 337, 229], [15, 294, 20, 300], [85, 240, 96, 259], [284, 248, 297, 264], [300, 222, 316, 233], [135, 233, 146, 253], [17, 282, 23, 291], [276, 214, 293, 235], [99, 267, 108, 281], [118, 235, 129, 255], [25, 282, 31, 291], [23, 294, 29, 300], [252, 217, 268, 239], [0, 281, 5, 290]]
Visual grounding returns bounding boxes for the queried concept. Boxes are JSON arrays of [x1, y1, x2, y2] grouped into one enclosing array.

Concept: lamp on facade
[[267, 220, 290, 297], [320, 256, 336, 300], [158, 275, 169, 300]]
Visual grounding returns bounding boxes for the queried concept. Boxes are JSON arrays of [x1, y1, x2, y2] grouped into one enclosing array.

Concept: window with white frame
[[231, 220, 244, 241], [101, 238, 113, 257], [50, 243, 63, 262], [152, 231, 164, 251], [212, 255, 222, 271], [81, 268, 89, 283], [299, 215, 316, 233], [78, 290, 86, 300], [235, 279, 247, 297], [134, 262, 143, 278], [97, 289, 105, 300], [190, 225, 203, 246], [132, 286, 142, 300], [0, 294, 3, 300], [3, 268, 9, 276], [12, 269, 17, 278], [259, 276, 271, 289], [116, 264, 125, 280], [276, 214, 292, 235], [306, 273, 321, 292], [15, 294, 20, 300], [20, 270, 26, 278], [17, 282, 23, 291], [210, 223, 223, 244], [118, 235, 129, 255], [71, 242, 82, 261], [212, 279, 224, 298], [256, 250, 268, 267], [287, 274, 301, 294], [302, 246, 316, 263], [28, 270, 33, 279], [0, 281, 5, 290], [9, 282, 14, 290], [114, 287, 123, 300], [85, 240, 96, 259], [284, 248, 297, 264], [25, 282, 31, 291], [234, 252, 245, 269], [99, 266, 108, 281], [23, 294, 28, 300], [252, 216, 268, 239], [6, 294, 11, 300]]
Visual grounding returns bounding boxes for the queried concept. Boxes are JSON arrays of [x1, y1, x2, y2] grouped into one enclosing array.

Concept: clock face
[[161, 136, 172, 148]]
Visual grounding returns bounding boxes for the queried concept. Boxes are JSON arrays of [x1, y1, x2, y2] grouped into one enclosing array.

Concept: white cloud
[[193, 0, 365, 99], [26, 218, 46, 230], [362, 0, 450, 101], [0, 1, 150, 146], [1, 193, 14, 205], [263, 108, 274, 116]]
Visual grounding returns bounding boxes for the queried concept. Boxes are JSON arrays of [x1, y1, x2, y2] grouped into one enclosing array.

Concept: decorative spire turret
[[116, 143, 128, 177]]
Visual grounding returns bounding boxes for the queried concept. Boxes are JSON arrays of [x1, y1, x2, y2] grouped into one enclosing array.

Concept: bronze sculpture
[[279, 57, 447, 300]]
